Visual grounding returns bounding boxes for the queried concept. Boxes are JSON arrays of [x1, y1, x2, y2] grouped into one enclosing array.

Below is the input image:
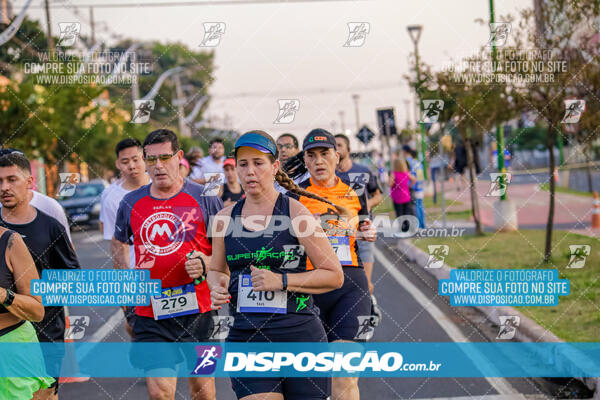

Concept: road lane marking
[[373, 246, 521, 397], [80, 232, 104, 243], [78, 308, 124, 361]]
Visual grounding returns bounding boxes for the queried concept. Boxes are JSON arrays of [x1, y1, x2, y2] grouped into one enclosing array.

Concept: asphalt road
[[57, 229, 568, 400]]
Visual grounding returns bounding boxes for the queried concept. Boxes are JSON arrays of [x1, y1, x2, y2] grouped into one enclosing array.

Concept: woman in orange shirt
[[294, 128, 377, 400]]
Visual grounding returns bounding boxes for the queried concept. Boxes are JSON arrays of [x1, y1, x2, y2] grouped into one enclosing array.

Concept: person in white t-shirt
[[0, 148, 71, 241], [100, 138, 149, 337], [100, 139, 150, 243], [189, 138, 225, 185]]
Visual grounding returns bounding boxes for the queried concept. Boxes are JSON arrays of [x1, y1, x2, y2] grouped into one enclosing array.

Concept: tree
[[434, 65, 513, 235], [504, 0, 600, 261], [407, 49, 515, 235], [1, 16, 217, 193]]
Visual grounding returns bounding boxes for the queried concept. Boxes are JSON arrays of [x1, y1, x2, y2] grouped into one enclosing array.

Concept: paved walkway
[[429, 179, 600, 238]]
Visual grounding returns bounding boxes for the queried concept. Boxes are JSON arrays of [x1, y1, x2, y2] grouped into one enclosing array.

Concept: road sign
[[356, 125, 376, 144], [377, 108, 397, 136]]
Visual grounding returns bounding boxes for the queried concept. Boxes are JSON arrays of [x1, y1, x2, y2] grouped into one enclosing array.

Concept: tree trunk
[[544, 122, 556, 263], [465, 131, 483, 235], [585, 147, 593, 193]]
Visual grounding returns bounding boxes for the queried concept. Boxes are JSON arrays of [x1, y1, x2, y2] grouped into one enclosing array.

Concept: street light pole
[[339, 110, 346, 133], [407, 24, 428, 180], [43, 0, 54, 50], [489, 0, 506, 201], [352, 94, 360, 131], [352, 94, 366, 154]]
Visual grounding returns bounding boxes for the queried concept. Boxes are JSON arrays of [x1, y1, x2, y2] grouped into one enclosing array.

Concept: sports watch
[[2, 288, 15, 307]]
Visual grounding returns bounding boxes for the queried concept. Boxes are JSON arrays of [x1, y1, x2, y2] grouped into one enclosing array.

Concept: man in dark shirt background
[[0, 152, 80, 400]]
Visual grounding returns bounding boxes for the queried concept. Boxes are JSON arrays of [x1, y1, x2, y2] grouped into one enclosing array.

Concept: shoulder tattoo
[[6, 233, 15, 250]]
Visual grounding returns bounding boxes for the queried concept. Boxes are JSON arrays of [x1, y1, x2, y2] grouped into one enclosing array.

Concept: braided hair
[[274, 169, 352, 218], [236, 130, 352, 218]]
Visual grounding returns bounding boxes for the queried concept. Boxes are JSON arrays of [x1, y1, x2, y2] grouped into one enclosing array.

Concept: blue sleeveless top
[[225, 193, 318, 330]]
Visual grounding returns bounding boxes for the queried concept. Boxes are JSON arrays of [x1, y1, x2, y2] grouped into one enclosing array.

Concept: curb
[[395, 239, 600, 398]]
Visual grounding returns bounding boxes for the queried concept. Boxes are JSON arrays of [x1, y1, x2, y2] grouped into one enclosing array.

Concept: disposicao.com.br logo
[[222, 351, 441, 374]]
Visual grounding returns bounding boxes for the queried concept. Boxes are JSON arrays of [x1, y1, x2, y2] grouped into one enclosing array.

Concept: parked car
[[58, 179, 107, 226]]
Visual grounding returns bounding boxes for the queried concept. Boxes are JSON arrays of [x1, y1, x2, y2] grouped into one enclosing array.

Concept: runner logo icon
[[209, 316, 234, 340], [274, 99, 300, 124], [346, 173, 369, 196], [200, 22, 226, 47], [281, 245, 304, 269], [426, 245, 449, 269], [354, 316, 375, 340], [562, 99, 586, 123], [131, 100, 155, 124], [58, 22, 81, 47], [496, 315, 520, 340], [344, 22, 370, 47], [65, 315, 90, 340], [192, 345, 222, 375], [421, 100, 445, 123], [486, 173, 512, 197], [58, 173, 80, 197], [486, 22, 511, 47], [566, 245, 590, 269]]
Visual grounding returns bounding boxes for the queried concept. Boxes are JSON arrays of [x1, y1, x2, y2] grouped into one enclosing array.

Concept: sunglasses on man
[[145, 152, 177, 165]]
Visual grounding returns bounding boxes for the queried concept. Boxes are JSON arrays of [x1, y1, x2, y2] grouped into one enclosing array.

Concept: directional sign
[[377, 108, 397, 136], [356, 125, 376, 145]]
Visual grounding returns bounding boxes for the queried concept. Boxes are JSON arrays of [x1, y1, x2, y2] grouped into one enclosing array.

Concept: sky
[[20, 0, 528, 150]]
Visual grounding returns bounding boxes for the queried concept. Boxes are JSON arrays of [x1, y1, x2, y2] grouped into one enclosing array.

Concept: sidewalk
[[432, 179, 600, 237]]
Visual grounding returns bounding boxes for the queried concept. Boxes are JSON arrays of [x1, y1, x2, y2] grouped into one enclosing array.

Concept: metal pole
[[44, 0, 54, 50], [384, 121, 394, 174], [174, 73, 191, 137], [556, 127, 564, 165], [89, 7, 95, 45], [490, 0, 506, 201], [353, 94, 366, 154], [131, 50, 140, 102], [414, 41, 428, 180], [440, 145, 446, 228], [352, 94, 360, 130], [403, 99, 411, 129], [339, 110, 346, 133]]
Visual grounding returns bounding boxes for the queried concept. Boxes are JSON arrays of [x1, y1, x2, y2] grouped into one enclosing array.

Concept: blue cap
[[234, 132, 278, 157]]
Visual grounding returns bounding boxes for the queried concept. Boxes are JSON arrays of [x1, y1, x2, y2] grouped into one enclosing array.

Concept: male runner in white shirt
[[100, 138, 149, 337]]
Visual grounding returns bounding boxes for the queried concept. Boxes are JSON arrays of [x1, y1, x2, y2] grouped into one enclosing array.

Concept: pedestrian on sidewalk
[[453, 141, 468, 192], [402, 145, 426, 229], [390, 152, 416, 232]]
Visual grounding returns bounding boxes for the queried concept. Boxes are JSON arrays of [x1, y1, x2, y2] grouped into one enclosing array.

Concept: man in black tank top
[[0, 153, 80, 398]]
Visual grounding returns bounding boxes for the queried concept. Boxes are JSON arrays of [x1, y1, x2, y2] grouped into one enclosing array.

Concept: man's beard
[[0, 197, 18, 209]]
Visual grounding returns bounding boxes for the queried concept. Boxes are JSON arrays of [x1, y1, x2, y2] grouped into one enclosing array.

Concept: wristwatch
[[281, 272, 288, 291], [2, 288, 15, 307]]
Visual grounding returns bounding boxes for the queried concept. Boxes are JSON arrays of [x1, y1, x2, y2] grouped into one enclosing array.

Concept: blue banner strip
[[1, 342, 599, 378]]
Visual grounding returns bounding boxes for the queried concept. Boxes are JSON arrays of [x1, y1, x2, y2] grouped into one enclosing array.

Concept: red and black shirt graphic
[[114, 180, 223, 318]]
